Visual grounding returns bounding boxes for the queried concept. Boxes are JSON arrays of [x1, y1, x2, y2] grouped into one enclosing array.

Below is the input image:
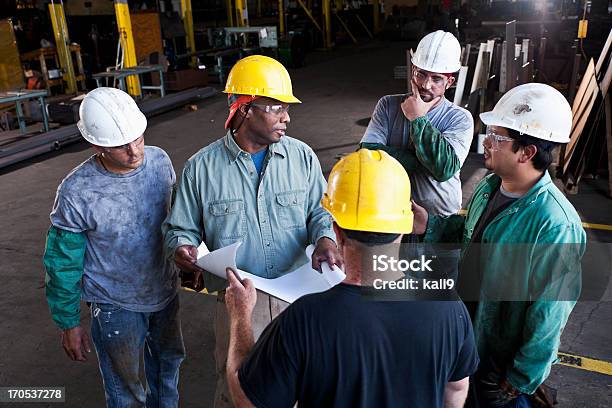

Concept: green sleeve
[[43, 226, 86, 330], [359, 142, 427, 174], [423, 214, 466, 243], [410, 116, 461, 182], [507, 225, 586, 394]]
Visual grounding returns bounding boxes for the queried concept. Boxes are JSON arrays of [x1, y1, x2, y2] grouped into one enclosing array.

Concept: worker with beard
[[162, 55, 341, 408], [360, 30, 473, 217], [360, 31, 473, 283]]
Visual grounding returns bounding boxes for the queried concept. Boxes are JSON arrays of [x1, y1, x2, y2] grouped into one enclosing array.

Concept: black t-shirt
[[458, 185, 520, 304], [471, 185, 520, 244], [238, 284, 479, 408]]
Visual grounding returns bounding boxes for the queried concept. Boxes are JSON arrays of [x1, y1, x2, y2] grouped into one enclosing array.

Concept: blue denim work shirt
[[163, 132, 335, 291]]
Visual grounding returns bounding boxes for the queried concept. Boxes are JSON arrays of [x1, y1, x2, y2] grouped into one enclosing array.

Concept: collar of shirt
[[482, 170, 552, 210], [223, 130, 287, 162]]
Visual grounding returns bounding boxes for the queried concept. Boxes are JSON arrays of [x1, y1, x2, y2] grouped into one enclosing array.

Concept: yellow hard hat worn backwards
[[322, 149, 413, 234]]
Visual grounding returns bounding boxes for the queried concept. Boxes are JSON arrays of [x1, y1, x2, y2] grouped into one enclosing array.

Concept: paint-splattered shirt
[[49, 146, 178, 312]]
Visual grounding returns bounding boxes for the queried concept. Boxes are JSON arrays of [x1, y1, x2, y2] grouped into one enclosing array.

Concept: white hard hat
[[411, 30, 461, 73], [77, 87, 147, 147], [480, 83, 572, 144]]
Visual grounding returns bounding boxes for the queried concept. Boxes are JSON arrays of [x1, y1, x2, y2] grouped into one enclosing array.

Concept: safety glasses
[[412, 68, 449, 88], [251, 103, 290, 116], [484, 126, 515, 151]]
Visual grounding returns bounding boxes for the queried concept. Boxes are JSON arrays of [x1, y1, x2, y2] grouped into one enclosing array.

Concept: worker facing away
[[361, 30, 474, 217], [413, 83, 587, 407], [43, 87, 184, 408], [225, 149, 479, 408], [162, 54, 341, 408]]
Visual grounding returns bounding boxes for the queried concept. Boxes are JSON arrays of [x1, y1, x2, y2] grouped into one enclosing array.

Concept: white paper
[[195, 242, 345, 303]]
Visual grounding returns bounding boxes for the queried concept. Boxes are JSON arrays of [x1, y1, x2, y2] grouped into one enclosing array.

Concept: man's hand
[[477, 364, 521, 406], [412, 200, 429, 235], [312, 237, 343, 272], [61, 326, 91, 361], [401, 80, 442, 121], [175, 245, 204, 290], [225, 267, 257, 322]]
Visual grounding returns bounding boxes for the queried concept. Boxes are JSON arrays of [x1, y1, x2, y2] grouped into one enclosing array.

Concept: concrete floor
[[0, 41, 610, 407]]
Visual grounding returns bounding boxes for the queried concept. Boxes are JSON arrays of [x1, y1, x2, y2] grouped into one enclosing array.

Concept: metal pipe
[[355, 14, 373, 39], [334, 11, 357, 44], [505, 20, 516, 91], [296, 0, 322, 33], [0, 87, 218, 169]]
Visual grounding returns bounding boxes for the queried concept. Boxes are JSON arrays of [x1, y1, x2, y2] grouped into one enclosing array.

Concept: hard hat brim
[[275, 94, 302, 104], [221, 91, 301, 104], [77, 113, 146, 147], [479, 111, 509, 128], [480, 111, 571, 143], [411, 59, 461, 74]]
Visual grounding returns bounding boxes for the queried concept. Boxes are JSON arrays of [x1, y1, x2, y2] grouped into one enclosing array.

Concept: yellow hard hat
[[322, 149, 413, 234], [223, 55, 301, 104]]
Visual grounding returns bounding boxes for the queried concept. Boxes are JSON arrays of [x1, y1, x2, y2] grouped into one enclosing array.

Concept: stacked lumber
[[560, 29, 612, 196]]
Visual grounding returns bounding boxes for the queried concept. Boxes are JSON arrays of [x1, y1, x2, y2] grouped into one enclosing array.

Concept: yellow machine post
[[48, 3, 77, 93], [180, 0, 197, 67], [114, 0, 141, 97], [323, 0, 332, 48], [235, 0, 249, 27], [278, 0, 285, 36], [373, 0, 380, 34], [227, 0, 234, 26]]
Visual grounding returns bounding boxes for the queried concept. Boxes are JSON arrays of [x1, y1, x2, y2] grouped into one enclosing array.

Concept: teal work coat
[[424, 171, 586, 394]]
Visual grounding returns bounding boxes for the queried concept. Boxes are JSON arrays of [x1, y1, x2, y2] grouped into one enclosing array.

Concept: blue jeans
[[90, 294, 185, 408], [501, 395, 532, 408]]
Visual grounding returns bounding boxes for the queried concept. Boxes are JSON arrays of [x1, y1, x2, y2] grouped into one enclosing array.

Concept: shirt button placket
[[257, 187, 274, 277]]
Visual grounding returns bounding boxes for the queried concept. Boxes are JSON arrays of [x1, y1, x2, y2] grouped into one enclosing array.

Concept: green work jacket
[[424, 171, 586, 394]]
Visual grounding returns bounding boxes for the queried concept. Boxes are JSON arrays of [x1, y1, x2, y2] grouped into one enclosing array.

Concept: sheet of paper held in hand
[[195, 242, 346, 303]]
